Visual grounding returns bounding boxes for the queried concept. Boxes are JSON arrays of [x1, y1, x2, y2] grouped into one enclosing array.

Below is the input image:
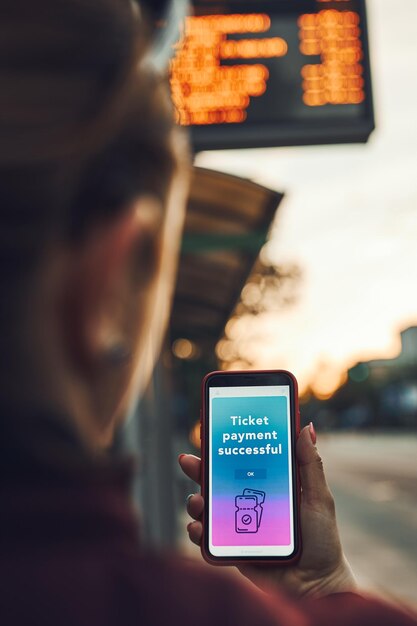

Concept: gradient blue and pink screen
[[209, 385, 294, 558]]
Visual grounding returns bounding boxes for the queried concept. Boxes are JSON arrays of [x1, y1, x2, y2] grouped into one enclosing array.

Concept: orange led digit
[[170, 1, 374, 150], [299, 9, 365, 106], [170, 14, 287, 126]]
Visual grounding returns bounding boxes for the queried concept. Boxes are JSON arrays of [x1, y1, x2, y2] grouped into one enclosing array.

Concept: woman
[[0, 1, 414, 624]]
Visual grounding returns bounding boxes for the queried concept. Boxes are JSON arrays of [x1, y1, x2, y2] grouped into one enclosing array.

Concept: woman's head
[[0, 0, 189, 448]]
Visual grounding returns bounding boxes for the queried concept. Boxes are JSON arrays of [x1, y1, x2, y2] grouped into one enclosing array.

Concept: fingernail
[[178, 454, 186, 463], [186, 493, 194, 504], [309, 421, 317, 445]]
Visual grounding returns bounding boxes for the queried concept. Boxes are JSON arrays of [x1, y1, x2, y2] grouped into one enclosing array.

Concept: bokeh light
[[172, 338, 199, 360], [299, 10, 365, 106], [170, 14, 287, 127]]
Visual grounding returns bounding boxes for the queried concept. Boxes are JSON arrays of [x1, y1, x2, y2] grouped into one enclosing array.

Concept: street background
[[320, 433, 417, 608]]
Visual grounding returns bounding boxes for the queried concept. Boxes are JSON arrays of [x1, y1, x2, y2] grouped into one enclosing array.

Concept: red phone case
[[200, 369, 301, 566]]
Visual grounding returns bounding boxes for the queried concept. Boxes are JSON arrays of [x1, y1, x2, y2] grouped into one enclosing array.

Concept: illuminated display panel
[[170, 0, 374, 150]]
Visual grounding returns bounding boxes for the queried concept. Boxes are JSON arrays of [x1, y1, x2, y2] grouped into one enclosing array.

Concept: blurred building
[[306, 326, 417, 431], [349, 326, 417, 383]]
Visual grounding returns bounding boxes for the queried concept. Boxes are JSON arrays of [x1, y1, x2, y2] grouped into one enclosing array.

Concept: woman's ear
[[54, 169, 187, 447], [61, 196, 163, 376]]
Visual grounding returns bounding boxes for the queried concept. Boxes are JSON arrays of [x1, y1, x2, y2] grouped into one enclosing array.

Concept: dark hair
[[0, 0, 178, 276]]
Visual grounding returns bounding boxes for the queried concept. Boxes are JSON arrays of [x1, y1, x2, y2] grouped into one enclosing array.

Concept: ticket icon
[[235, 489, 266, 533]]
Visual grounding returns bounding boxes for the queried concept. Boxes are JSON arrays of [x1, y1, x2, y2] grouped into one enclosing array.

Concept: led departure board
[[170, 0, 374, 150]]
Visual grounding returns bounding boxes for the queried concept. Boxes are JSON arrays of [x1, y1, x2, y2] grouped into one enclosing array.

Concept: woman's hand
[[178, 424, 357, 599]]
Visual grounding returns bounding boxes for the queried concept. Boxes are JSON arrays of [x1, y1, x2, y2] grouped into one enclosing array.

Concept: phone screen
[[208, 384, 295, 558]]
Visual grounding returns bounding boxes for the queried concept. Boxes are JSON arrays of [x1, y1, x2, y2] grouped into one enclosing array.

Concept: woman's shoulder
[[301, 591, 417, 626], [116, 552, 417, 626], [113, 551, 302, 626]]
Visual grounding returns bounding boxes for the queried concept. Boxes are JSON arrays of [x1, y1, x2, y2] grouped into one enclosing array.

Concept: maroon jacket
[[0, 414, 415, 626]]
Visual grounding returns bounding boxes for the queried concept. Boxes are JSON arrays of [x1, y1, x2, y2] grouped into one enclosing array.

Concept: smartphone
[[201, 370, 301, 565]]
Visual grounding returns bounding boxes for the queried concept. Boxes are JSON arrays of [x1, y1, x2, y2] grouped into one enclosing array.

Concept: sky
[[196, 0, 417, 395]]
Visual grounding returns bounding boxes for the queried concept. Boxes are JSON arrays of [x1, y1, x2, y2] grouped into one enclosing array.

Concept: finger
[[178, 454, 201, 485], [186, 494, 204, 521], [296, 424, 333, 507], [187, 521, 202, 546]]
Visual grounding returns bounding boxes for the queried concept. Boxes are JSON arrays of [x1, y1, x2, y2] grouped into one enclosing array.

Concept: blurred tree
[[216, 261, 303, 369], [236, 262, 302, 316]]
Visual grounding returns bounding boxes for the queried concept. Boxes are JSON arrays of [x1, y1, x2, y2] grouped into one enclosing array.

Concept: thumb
[[297, 423, 332, 508]]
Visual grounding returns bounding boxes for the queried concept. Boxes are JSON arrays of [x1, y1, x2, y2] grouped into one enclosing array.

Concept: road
[[319, 432, 417, 609]]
